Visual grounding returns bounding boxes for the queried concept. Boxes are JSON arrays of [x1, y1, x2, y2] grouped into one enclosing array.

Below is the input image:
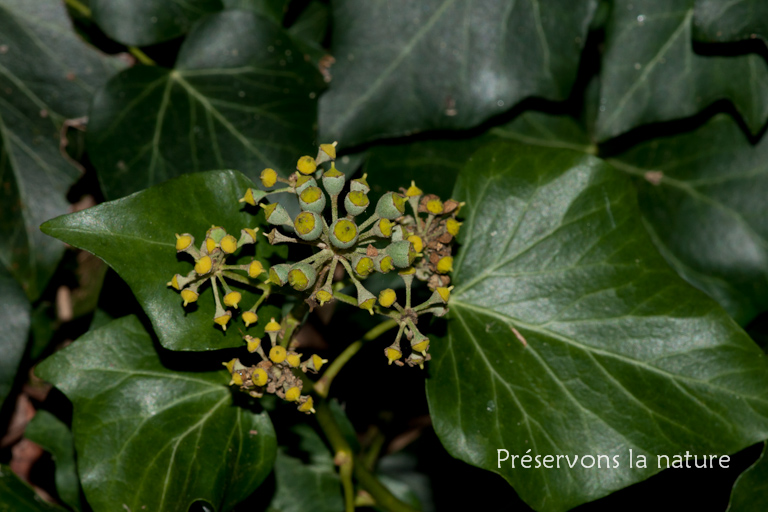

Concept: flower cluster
[[167, 225, 269, 331], [223, 317, 327, 414]]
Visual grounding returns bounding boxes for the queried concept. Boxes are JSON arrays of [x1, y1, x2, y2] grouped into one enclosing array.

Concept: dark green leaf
[[729, 442, 768, 511], [36, 316, 277, 512], [41, 170, 281, 351], [223, 0, 289, 22], [609, 114, 768, 325], [0, 465, 64, 511], [318, 0, 598, 146], [0, 266, 30, 409], [0, 0, 123, 299], [286, 1, 329, 66], [267, 424, 342, 512], [427, 142, 768, 512], [91, 0, 223, 46], [88, 10, 323, 200], [694, 0, 768, 42], [596, 0, 768, 140], [491, 111, 595, 153], [25, 411, 83, 512]]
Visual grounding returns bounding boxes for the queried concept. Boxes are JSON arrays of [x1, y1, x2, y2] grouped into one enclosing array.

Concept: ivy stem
[[65, 0, 91, 17], [314, 318, 398, 398], [315, 401, 419, 512], [128, 47, 157, 66], [280, 303, 307, 348]]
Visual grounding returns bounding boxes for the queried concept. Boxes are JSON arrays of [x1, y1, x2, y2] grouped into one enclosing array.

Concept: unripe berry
[[410, 332, 429, 355], [296, 155, 317, 175], [374, 254, 394, 273], [315, 287, 333, 306], [293, 211, 323, 241], [385, 240, 416, 268], [344, 190, 369, 216], [378, 288, 397, 307], [299, 186, 327, 213], [372, 218, 392, 238], [295, 175, 316, 195], [407, 234, 423, 253], [352, 254, 374, 277], [288, 263, 317, 291], [239, 187, 268, 206], [260, 168, 278, 188], [268, 263, 290, 286], [262, 202, 292, 226], [322, 165, 345, 196], [350, 174, 370, 194], [375, 192, 406, 219], [329, 218, 358, 249]]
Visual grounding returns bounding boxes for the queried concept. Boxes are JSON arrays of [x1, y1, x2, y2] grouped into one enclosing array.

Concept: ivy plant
[[2, 1, 768, 511]]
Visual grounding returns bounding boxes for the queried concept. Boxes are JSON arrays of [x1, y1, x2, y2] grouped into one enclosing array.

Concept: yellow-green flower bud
[[315, 287, 334, 306], [295, 175, 316, 195], [214, 311, 232, 330], [195, 255, 213, 275], [407, 352, 426, 369], [298, 396, 315, 414], [375, 192, 406, 219], [321, 165, 345, 196], [248, 260, 265, 278], [245, 335, 261, 352], [385, 240, 416, 268], [410, 332, 429, 355], [372, 218, 392, 238], [288, 263, 317, 291], [296, 155, 317, 175], [285, 386, 301, 402], [303, 354, 328, 373], [270, 345, 287, 364], [378, 288, 397, 308], [262, 202, 292, 226], [407, 234, 423, 253], [205, 237, 216, 254], [344, 190, 369, 216], [221, 234, 238, 254], [243, 311, 259, 328], [426, 198, 444, 214], [350, 173, 370, 194], [231, 371, 244, 386], [168, 274, 181, 290], [436, 256, 453, 274], [224, 291, 242, 308], [436, 286, 453, 303], [385, 346, 402, 365], [405, 180, 423, 197], [181, 289, 199, 306], [239, 187, 268, 206], [317, 142, 337, 163], [374, 254, 394, 273], [252, 368, 268, 387], [287, 352, 302, 368], [260, 168, 278, 188], [355, 283, 376, 315], [239, 228, 259, 245], [299, 186, 327, 213], [294, 211, 323, 241], [446, 218, 462, 236], [265, 317, 282, 334], [223, 358, 237, 373], [268, 264, 290, 286], [352, 254, 374, 277], [329, 218, 358, 249], [175, 233, 194, 252]]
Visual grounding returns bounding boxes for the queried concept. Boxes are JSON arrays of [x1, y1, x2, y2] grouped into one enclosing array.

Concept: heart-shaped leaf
[[0, 265, 30, 409], [25, 411, 83, 512], [36, 315, 277, 512], [729, 442, 768, 511], [87, 10, 323, 200], [41, 169, 284, 351], [694, 0, 768, 42], [427, 142, 768, 512], [0, 0, 123, 299], [596, 0, 768, 140], [0, 465, 65, 511], [318, 0, 598, 146], [609, 114, 768, 325]]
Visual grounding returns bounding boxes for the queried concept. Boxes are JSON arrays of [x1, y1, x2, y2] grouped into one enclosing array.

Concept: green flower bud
[[344, 190, 369, 216], [322, 165, 345, 196], [371, 218, 392, 238], [329, 218, 359, 249], [375, 192, 406, 219], [391, 224, 404, 242], [385, 240, 416, 268], [294, 211, 324, 241], [207, 226, 227, 244], [295, 175, 317, 195], [288, 262, 317, 291], [373, 254, 394, 273], [262, 202, 292, 226], [298, 186, 327, 213], [352, 254, 375, 277], [410, 331, 429, 355], [239, 187, 268, 206], [268, 263, 290, 286], [175, 233, 194, 252], [350, 173, 370, 194]]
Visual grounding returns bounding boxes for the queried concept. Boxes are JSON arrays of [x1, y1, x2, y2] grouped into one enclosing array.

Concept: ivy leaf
[[0, 0, 123, 299], [693, 0, 768, 42], [427, 142, 768, 512], [36, 315, 277, 512], [222, 0, 289, 22], [318, 0, 598, 146], [0, 265, 30, 409], [25, 411, 83, 512], [608, 114, 768, 325], [41, 170, 282, 351], [267, 424, 342, 512], [87, 10, 323, 200], [729, 442, 768, 511], [0, 466, 65, 511], [596, 0, 768, 140], [91, 0, 222, 46]]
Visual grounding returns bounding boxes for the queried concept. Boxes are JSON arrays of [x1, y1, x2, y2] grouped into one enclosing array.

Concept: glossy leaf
[[694, 0, 768, 42], [25, 411, 83, 512], [427, 142, 768, 512], [0, 0, 122, 298], [222, 0, 289, 22], [36, 316, 277, 512], [41, 170, 282, 351], [0, 265, 30, 409], [88, 10, 323, 200], [0, 465, 64, 511], [596, 0, 768, 140], [609, 114, 768, 325], [729, 442, 768, 511], [91, 0, 222, 46], [318, 0, 598, 146], [267, 424, 342, 512]]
